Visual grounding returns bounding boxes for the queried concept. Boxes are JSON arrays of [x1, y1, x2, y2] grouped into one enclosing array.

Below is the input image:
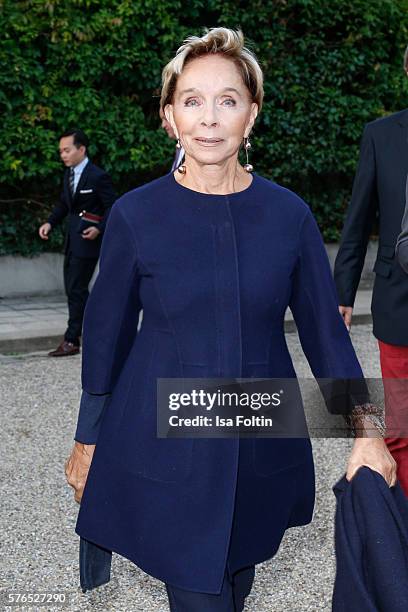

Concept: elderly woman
[[65, 28, 396, 611]]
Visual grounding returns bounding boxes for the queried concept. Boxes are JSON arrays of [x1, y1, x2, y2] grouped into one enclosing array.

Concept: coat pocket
[[252, 437, 312, 477], [378, 245, 395, 259], [373, 244, 395, 278], [373, 259, 392, 278], [116, 329, 193, 483], [396, 237, 408, 274]]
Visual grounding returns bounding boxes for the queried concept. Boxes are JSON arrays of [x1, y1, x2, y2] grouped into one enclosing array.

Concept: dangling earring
[[176, 137, 186, 173], [243, 137, 253, 172]]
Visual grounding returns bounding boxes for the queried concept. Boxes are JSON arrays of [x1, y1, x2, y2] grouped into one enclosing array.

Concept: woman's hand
[[65, 442, 96, 503], [346, 437, 397, 487]]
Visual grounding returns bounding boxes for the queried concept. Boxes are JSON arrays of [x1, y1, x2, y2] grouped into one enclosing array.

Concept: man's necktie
[[69, 167, 75, 196]]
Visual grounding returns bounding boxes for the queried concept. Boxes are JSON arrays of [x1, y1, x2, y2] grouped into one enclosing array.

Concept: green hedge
[[1, 0, 407, 255]]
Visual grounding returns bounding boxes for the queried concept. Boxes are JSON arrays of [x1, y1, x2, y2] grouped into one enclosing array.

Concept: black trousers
[[63, 252, 98, 344], [165, 563, 255, 611]]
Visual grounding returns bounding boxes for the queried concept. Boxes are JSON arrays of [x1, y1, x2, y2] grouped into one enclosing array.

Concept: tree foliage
[[0, 0, 407, 254]]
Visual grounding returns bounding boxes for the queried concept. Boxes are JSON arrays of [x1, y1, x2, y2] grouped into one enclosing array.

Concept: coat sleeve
[[47, 190, 69, 227], [80, 200, 142, 395], [74, 391, 111, 444], [73, 201, 142, 443], [333, 124, 378, 307], [289, 208, 370, 414]]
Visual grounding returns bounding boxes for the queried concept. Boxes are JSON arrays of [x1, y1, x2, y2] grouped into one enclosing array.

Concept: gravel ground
[[0, 324, 381, 612]]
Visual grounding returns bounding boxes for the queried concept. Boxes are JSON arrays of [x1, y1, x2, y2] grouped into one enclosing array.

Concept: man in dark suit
[[334, 46, 408, 494], [39, 128, 116, 357]]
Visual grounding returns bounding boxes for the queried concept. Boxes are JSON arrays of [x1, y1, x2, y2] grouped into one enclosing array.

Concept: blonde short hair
[[160, 27, 264, 112]]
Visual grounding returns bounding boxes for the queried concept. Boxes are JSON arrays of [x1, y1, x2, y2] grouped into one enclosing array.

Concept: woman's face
[[165, 54, 258, 166]]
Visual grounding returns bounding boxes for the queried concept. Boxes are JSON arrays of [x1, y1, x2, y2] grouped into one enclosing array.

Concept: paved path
[[0, 294, 68, 353], [0, 287, 373, 354], [0, 323, 381, 611]]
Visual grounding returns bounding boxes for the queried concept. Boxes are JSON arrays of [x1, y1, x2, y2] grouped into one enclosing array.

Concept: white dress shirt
[[72, 156, 89, 193]]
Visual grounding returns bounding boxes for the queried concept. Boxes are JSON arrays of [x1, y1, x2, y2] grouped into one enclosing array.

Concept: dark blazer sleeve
[[94, 172, 116, 234], [47, 188, 69, 228], [333, 124, 378, 306], [75, 201, 142, 442], [395, 175, 408, 273]]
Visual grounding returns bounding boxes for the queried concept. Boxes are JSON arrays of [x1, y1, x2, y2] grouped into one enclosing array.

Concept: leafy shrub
[[0, 0, 407, 255]]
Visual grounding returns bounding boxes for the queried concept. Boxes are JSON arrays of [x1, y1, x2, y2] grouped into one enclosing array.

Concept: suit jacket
[[74, 172, 367, 594], [332, 467, 408, 612], [334, 109, 408, 345], [395, 176, 408, 273], [47, 161, 116, 259]]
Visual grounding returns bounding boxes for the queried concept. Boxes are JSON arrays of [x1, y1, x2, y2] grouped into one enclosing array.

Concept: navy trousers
[[63, 252, 98, 344], [165, 563, 255, 611]]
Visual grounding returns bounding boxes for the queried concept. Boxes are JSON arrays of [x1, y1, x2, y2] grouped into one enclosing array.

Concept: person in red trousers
[[334, 46, 408, 495], [378, 342, 408, 494]]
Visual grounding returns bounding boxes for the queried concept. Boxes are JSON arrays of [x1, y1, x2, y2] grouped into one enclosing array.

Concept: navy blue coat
[[75, 172, 365, 594], [333, 467, 408, 611]]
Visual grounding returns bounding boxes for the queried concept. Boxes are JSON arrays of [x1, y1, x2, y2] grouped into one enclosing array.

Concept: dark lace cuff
[[344, 403, 385, 438]]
